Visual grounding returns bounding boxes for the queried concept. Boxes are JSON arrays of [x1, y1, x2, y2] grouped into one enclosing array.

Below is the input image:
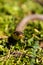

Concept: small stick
[[0, 35, 8, 39]]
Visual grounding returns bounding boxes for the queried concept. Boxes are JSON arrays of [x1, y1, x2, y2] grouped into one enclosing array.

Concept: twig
[[11, 51, 34, 58], [0, 35, 8, 39]]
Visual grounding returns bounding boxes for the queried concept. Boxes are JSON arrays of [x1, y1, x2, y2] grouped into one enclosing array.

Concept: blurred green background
[[0, 0, 43, 65]]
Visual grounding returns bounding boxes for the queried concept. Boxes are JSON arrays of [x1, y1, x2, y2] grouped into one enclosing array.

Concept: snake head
[[12, 31, 24, 40]]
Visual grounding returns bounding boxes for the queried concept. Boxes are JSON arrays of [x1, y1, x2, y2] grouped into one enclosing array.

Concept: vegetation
[[0, 0, 43, 65]]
